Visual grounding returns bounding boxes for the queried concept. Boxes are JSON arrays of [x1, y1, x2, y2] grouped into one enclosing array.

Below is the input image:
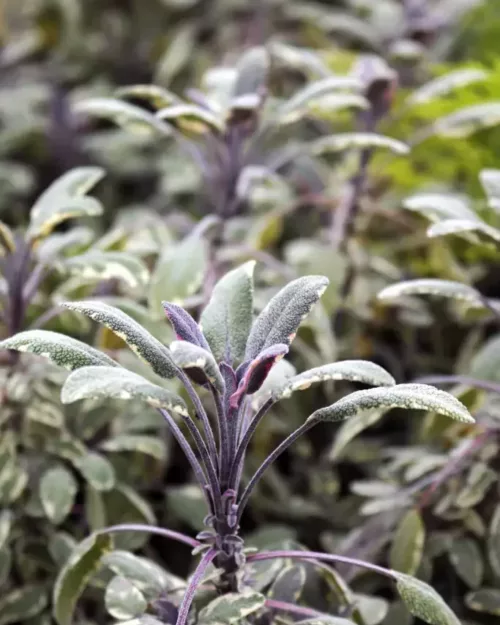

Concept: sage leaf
[[465, 588, 500, 615], [53, 533, 113, 625], [395, 572, 461, 625], [310, 384, 473, 424], [0, 330, 118, 371], [313, 133, 409, 155], [201, 261, 255, 364], [64, 251, 149, 289], [378, 279, 484, 307], [40, 465, 78, 525], [72, 452, 116, 492], [198, 589, 266, 624], [170, 340, 224, 392], [64, 300, 177, 378], [105, 576, 147, 620], [390, 509, 425, 575], [427, 219, 500, 243], [0, 586, 48, 625], [61, 366, 188, 416], [273, 360, 395, 400], [245, 275, 329, 360], [448, 537, 483, 589], [487, 504, 500, 577]]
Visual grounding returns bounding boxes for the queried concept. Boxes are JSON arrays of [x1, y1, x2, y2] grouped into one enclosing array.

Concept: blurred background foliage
[[3, 1, 500, 624]]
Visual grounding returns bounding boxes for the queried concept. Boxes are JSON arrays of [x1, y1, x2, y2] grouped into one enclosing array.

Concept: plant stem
[[176, 548, 217, 625], [95, 523, 200, 548], [228, 397, 274, 491], [237, 420, 315, 520], [247, 550, 397, 580], [212, 386, 230, 485], [264, 599, 330, 619], [158, 408, 214, 511], [177, 369, 220, 472]]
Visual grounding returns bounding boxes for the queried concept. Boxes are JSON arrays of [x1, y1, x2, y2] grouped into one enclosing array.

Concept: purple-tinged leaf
[[231, 344, 288, 408], [170, 340, 224, 393], [162, 302, 209, 350], [245, 275, 329, 360]]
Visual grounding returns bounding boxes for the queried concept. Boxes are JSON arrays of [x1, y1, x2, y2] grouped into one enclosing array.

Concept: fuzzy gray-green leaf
[[198, 589, 266, 624], [310, 384, 473, 424], [313, 133, 409, 155], [170, 340, 224, 392], [102, 551, 169, 596], [390, 509, 425, 575], [53, 533, 113, 625], [105, 576, 147, 620], [427, 219, 500, 243], [245, 275, 329, 360], [201, 261, 255, 364], [273, 360, 395, 400], [395, 572, 461, 625], [378, 279, 484, 307], [0, 585, 48, 625], [0, 330, 118, 371], [0, 509, 12, 550], [64, 300, 177, 378], [61, 366, 188, 416], [466, 588, 500, 615], [40, 465, 78, 525], [100, 435, 167, 462]]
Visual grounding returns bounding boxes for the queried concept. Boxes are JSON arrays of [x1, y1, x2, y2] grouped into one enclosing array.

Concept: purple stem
[[237, 420, 315, 520], [159, 408, 214, 511], [247, 550, 397, 580], [228, 397, 274, 491], [176, 548, 218, 625], [95, 523, 200, 548], [265, 599, 328, 619]]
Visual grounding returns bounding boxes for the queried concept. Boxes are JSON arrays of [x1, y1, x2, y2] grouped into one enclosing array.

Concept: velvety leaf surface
[[170, 340, 224, 392], [198, 589, 266, 624], [61, 366, 188, 415], [395, 573, 461, 625], [40, 465, 78, 524], [105, 575, 147, 620], [390, 509, 426, 575], [64, 301, 177, 378], [0, 330, 118, 370]]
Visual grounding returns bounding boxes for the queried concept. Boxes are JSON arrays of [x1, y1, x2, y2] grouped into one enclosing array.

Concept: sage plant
[[1, 263, 474, 625]]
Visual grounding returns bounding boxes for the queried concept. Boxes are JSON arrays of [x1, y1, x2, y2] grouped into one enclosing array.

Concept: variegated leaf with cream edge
[[378, 279, 485, 308], [63, 251, 149, 289], [105, 575, 147, 621], [197, 589, 266, 625], [170, 340, 224, 393], [61, 366, 188, 416]]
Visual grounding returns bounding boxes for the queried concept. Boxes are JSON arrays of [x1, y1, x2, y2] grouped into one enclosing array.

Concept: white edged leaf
[[27, 166, 104, 239], [480, 169, 500, 211], [409, 69, 489, 105], [0, 330, 118, 371], [309, 384, 473, 425], [273, 360, 395, 400], [102, 550, 171, 596], [198, 589, 266, 624], [394, 572, 461, 625], [465, 588, 500, 615], [170, 340, 224, 392], [63, 251, 149, 288], [74, 98, 169, 136], [245, 275, 329, 360], [53, 533, 113, 625], [156, 104, 223, 133], [64, 300, 177, 378], [200, 261, 255, 365], [0, 586, 48, 625], [432, 102, 500, 138], [403, 193, 477, 221], [277, 76, 362, 123], [313, 133, 409, 155], [427, 219, 500, 243], [100, 435, 167, 463], [0, 509, 13, 550], [378, 279, 485, 308], [61, 366, 188, 416], [115, 84, 181, 109], [105, 576, 147, 620], [40, 466, 78, 524], [72, 453, 116, 492]]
